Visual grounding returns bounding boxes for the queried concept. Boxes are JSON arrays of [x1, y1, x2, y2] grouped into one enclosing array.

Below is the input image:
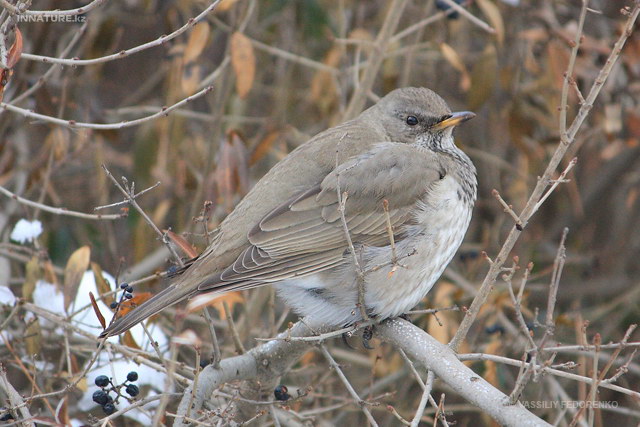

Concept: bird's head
[[370, 87, 475, 151]]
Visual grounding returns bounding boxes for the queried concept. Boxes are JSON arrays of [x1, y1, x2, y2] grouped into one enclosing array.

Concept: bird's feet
[[362, 325, 375, 349]]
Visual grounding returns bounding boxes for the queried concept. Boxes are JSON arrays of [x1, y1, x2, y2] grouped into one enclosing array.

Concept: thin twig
[[320, 345, 379, 426], [1, 85, 214, 129], [0, 184, 124, 220]]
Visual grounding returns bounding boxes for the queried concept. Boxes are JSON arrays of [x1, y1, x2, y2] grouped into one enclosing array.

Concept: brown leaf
[[440, 43, 471, 91], [217, 0, 241, 12], [63, 246, 91, 311], [426, 282, 458, 344], [89, 291, 106, 330], [23, 256, 42, 302], [184, 22, 210, 63], [467, 43, 497, 111], [91, 262, 113, 306], [215, 130, 249, 212], [476, 0, 504, 47], [310, 46, 342, 112], [7, 28, 22, 68], [249, 130, 280, 165], [55, 396, 69, 427], [25, 318, 41, 355], [230, 32, 255, 98], [165, 230, 198, 258]]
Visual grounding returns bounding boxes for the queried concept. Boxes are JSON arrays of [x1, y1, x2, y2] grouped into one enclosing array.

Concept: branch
[[449, 1, 640, 351], [19, 1, 220, 65]]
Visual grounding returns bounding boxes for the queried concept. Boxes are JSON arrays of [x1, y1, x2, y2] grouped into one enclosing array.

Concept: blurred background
[[1, 0, 639, 425]]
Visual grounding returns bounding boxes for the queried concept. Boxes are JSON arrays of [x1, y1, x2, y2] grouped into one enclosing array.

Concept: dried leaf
[[117, 292, 153, 317], [25, 318, 41, 355], [215, 131, 249, 212], [63, 246, 91, 311], [467, 43, 497, 111], [440, 43, 471, 91], [250, 130, 280, 165], [230, 32, 255, 98], [122, 330, 141, 349], [483, 338, 502, 387], [217, 0, 241, 12], [426, 282, 458, 344], [187, 291, 244, 317], [55, 396, 69, 427], [172, 329, 203, 346], [23, 256, 42, 302], [89, 291, 106, 330], [91, 262, 113, 306], [310, 46, 342, 113], [43, 260, 58, 285], [476, 0, 504, 47], [182, 64, 203, 97], [348, 28, 374, 43], [165, 230, 198, 258], [184, 22, 210, 63], [7, 28, 23, 68]]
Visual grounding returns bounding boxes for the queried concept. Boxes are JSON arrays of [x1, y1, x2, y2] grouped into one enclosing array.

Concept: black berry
[[94, 375, 110, 387], [274, 385, 291, 401], [125, 384, 140, 397], [92, 390, 109, 405], [125, 286, 133, 293], [110, 302, 118, 309], [126, 371, 138, 382], [124, 293, 133, 300], [102, 402, 116, 415], [120, 283, 129, 289]]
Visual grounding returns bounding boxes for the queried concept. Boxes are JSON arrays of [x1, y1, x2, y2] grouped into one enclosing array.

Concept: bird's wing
[[198, 142, 444, 288], [99, 143, 444, 337]]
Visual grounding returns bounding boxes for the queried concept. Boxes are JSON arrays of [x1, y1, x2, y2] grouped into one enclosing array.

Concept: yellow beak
[[431, 111, 476, 131]]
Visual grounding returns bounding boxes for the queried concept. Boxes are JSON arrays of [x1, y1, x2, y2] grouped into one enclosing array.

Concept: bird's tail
[[99, 282, 196, 338]]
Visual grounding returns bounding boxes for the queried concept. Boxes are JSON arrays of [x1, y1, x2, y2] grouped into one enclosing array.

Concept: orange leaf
[[117, 292, 153, 317], [7, 28, 22, 68], [63, 246, 91, 311], [230, 32, 255, 98], [89, 291, 106, 330]]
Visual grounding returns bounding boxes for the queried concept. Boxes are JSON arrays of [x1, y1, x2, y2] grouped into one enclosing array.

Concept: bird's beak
[[431, 111, 476, 131]]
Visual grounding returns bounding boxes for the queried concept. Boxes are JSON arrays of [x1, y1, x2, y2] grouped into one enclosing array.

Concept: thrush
[[100, 87, 477, 338]]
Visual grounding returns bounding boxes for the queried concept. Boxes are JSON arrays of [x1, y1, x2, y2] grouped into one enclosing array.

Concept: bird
[[99, 87, 477, 338]]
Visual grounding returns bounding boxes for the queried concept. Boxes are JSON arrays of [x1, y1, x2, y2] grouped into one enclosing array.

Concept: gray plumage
[[100, 87, 477, 337]]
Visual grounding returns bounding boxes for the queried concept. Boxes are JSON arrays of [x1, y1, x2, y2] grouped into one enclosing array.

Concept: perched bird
[[100, 87, 477, 338]]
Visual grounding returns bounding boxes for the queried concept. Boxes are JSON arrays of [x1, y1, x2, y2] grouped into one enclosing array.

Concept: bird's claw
[[362, 325, 375, 349]]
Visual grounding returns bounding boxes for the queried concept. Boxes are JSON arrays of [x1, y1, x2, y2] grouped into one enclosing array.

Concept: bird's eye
[[406, 115, 419, 126]]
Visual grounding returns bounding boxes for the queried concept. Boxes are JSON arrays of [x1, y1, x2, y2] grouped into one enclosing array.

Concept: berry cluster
[[109, 282, 134, 310], [0, 409, 14, 421], [92, 371, 140, 416]]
